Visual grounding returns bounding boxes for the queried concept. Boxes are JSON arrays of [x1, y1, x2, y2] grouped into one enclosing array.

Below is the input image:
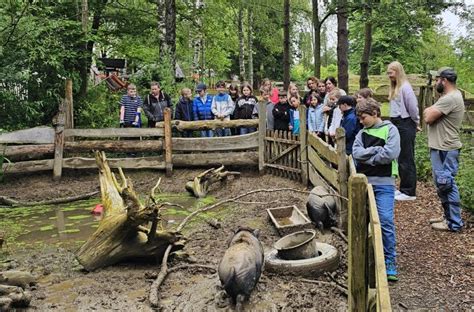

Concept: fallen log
[[185, 165, 241, 198], [0, 191, 99, 208], [76, 151, 184, 271], [0, 271, 36, 288]]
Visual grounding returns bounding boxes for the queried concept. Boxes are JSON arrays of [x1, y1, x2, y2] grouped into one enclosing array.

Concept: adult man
[[142, 81, 172, 127], [424, 68, 465, 232]]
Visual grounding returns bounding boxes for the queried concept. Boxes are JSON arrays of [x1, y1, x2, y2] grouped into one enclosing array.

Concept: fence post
[[258, 101, 266, 174], [299, 105, 308, 185], [348, 173, 368, 311], [164, 108, 173, 177], [53, 102, 66, 180], [418, 85, 426, 130], [336, 127, 348, 232]]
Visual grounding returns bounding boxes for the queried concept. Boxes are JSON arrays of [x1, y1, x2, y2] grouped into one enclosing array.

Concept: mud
[[0, 169, 348, 311]]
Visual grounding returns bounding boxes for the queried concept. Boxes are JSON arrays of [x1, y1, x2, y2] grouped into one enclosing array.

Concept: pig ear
[[253, 229, 261, 238]]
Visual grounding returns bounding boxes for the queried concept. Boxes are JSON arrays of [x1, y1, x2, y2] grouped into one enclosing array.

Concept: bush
[[75, 84, 120, 128]]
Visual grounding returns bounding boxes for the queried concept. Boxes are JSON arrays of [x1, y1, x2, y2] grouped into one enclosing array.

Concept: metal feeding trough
[[267, 205, 313, 236], [274, 230, 317, 260]]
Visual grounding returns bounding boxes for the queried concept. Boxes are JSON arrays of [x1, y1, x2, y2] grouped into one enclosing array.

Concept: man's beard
[[436, 82, 445, 94]]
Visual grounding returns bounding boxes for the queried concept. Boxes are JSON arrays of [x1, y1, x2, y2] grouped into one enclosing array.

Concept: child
[[175, 87, 194, 137], [337, 95, 360, 155], [323, 88, 343, 145], [211, 80, 235, 136], [120, 83, 142, 128], [273, 91, 291, 131], [234, 82, 258, 134], [352, 98, 401, 282], [261, 78, 279, 104], [193, 83, 214, 137], [289, 96, 301, 135], [142, 81, 172, 127], [355, 87, 374, 105], [228, 83, 240, 135], [307, 93, 325, 140], [287, 82, 301, 103]]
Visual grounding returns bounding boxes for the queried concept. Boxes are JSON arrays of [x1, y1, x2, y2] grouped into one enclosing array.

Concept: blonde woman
[[387, 61, 419, 201], [287, 82, 302, 103]]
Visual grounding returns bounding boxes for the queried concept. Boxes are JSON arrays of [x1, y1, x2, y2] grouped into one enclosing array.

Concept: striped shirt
[[120, 95, 142, 123]]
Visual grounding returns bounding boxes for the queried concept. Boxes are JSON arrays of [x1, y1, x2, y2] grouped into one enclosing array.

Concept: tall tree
[[311, 0, 334, 78], [336, 0, 349, 92], [247, 9, 254, 86], [156, 0, 166, 58], [283, 0, 290, 89], [165, 0, 177, 79], [359, 2, 372, 88], [238, 3, 245, 81]]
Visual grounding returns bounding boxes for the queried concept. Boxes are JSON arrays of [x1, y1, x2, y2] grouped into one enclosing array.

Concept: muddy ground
[[0, 169, 472, 311]]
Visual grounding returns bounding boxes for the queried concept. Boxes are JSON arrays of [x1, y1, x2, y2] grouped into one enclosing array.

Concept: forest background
[[0, 0, 472, 209]]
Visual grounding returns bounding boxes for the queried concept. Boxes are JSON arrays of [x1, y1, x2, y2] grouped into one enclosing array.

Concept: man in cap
[[424, 67, 465, 232], [193, 83, 214, 137]]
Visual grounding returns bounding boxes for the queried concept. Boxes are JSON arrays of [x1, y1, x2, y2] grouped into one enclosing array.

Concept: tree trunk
[[336, 0, 349, 93], [76, 151, 183, 271], [312, 0, 321, 78], [247, 9, 254, 86], [359, 5, 372, 89], [283, 0, 290, 90], [238, 4, 245, 82], [192, 0, 202, 76], [157, 0, 166, 58], [185, 166, 240, 198], [165, 0, 177, 79]]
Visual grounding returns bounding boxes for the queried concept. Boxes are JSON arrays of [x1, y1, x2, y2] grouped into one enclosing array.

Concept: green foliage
[[75, 84, 120, 128], [414, 133, 433, 182]]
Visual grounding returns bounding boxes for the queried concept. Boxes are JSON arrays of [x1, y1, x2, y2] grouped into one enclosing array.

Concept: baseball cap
[[196, 83, 207, 92]]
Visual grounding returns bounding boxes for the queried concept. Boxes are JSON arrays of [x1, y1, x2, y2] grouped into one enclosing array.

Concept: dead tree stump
[[185, 165, 240, 198], [76, 151, 184, 271]]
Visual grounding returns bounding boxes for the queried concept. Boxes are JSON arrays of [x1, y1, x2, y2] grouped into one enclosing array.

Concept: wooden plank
[[62, 157, 166, 170], [173, 119, 259, 131], [173, 152, 258, 167], [267, 143, 298, 165], [308, 146, 340, 191], [2, 159, 54, 173], [299, 105, 308, 185], [53, 124, 65, 180], [64, 140, 164, 152], [307, 132, 338, 165], [336, 127, 349, 232], [349, 155, 357, 176], [258, 102, 266, 173], [265, 163, 302, 174], [64, 127, 164, 138], [367, 184, 392, 311], [172, 132, 258, 151], [348, 174, 368, 312], [4, 144, 54, 159], [0, 127, 55, 144], [164, 108, 173, 176], [264, 136, 300, 144]]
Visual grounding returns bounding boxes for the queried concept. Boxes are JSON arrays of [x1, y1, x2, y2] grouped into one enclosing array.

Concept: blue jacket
[[193, 94, 214, 120], [289, 108, 300, 135], [307, 105, 324, 133], [340, 108, 360, 155]]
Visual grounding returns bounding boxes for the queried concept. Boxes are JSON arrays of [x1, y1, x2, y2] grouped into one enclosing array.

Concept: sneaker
[[385, 260, 398, 281], [395, 193, 416, 201], [395, 190, 402, 196], [429, 216, 445, 224], [431, 221, 450, 231], [387, 274, 399, 282]]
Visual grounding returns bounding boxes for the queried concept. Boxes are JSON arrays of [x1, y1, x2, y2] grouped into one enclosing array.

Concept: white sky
[[440, 0, 472, 39]]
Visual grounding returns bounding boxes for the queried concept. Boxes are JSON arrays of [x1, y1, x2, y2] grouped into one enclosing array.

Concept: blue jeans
[[430, 149, 463, 231], [215, 128, 231, 137], [373, 184, 397, 272], [200, 130, 214, 137], [240, 127, 256, 135]]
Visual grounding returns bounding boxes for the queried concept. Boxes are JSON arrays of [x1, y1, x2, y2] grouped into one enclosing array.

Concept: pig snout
[[218, 230, 264, 304]]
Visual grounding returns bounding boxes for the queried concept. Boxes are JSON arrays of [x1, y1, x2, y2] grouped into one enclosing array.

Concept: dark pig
[[218, 227, 264, 309], [306, 186, 337, 230]]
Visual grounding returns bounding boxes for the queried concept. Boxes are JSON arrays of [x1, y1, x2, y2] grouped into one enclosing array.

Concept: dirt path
[[0, 170, 472, 310]]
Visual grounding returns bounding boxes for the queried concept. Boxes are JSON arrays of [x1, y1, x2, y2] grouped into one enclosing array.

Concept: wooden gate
[[263, 130, 301, 181]]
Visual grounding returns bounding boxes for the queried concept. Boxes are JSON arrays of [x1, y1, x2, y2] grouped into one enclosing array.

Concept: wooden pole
[[299, 105, 308, 185], [418, 86, 425, 130], [258, 101, 266, 173], [164, 108, 173, 177], [336, 127, 348, 232], [53, 102, 66, 180], [348, 173, 368, 311]]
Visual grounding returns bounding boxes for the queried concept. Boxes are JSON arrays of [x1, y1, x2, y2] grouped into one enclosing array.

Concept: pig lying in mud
[[218, 227, 264, 309], [306, 185, 337, 230]]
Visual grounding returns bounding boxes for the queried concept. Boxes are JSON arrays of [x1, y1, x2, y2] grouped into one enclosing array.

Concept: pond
[[0, 193, 218, 250]]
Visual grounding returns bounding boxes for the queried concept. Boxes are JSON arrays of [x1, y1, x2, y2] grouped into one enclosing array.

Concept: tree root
[[0, 191, 99, 208]]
